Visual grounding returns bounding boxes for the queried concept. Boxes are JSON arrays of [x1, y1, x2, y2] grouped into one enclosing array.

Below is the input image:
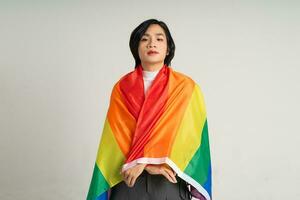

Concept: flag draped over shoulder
[[87, 64, 212, 200]]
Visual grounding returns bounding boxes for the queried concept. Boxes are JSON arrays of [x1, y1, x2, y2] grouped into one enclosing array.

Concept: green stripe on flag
[[184, 119, 211, 184], [87, 163, 109, 200]]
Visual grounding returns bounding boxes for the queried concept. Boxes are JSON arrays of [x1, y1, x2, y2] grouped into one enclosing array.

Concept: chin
[[144, 57, 164, 63], [145, 61, 163, 66]]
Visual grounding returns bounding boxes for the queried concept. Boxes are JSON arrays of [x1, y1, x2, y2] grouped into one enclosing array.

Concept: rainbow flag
[[87, 64, 212, 200]]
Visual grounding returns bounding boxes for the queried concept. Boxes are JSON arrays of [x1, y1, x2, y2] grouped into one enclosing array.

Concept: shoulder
[[111, 68, 136, 92], [170, 68, 206, 96], [170, 67, 198, 86]]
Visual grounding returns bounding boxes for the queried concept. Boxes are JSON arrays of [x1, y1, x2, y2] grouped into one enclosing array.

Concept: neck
[[140, 61, 165, 71]]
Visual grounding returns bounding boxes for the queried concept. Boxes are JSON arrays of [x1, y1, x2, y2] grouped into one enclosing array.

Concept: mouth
[[147, 50, 159, 55]]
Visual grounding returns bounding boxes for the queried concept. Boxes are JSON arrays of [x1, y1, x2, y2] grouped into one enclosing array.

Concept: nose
[[147, 39, 156, 48], [147, 44, 156, 48]]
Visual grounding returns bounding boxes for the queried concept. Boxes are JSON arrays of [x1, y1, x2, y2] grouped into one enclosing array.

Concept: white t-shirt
[[142, 69, 160, 95]]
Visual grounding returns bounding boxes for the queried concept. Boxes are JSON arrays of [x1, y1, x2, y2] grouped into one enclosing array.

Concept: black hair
[[129, 19, 175, 68]]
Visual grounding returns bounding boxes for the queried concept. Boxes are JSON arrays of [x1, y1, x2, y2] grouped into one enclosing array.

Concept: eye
[[157, 38, 163, 41], [141, 38, 147, 41]]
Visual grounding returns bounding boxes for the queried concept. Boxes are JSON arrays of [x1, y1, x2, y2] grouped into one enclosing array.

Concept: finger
[[163, 165, 176, 176], [161, 170, 176, 183], [130, 168, 143, 187], [164, 168, 177, 183], [130, 175, 137, 187], [165, 168, 177, 183], [124, 171, 130, 180], [123, 172, 131, 186], [127, 174, 134, 187], [124, 176, 131, 187]]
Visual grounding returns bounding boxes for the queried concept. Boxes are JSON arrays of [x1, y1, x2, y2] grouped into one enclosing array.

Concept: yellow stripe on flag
[[170, 84, 207, 170], [96, 118, 125, 186]]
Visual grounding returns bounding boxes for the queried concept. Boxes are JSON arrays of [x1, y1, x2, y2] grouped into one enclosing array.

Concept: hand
[[145, 163, 177, 183], [121, 163, 147, 187]]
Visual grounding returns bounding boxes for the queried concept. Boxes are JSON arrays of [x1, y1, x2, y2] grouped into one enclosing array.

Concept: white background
[[1, 0, 299, 199]]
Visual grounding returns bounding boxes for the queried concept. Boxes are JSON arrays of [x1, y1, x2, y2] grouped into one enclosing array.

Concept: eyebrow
[[142, 33, 165, 37]]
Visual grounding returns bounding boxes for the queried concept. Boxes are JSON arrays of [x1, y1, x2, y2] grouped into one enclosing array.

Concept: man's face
[[138, 24, 169, 66]]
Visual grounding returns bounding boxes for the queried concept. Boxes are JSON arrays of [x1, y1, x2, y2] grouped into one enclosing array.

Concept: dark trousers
[[110, 170, 191, 200]]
